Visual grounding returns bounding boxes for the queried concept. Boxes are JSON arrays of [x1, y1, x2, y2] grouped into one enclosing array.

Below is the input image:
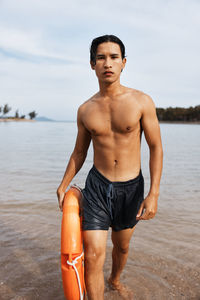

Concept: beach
[[0, 121, 199, 300]]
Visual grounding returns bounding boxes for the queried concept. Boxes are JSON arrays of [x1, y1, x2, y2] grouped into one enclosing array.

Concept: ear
[[90, 61, 96, 70], [122, 57, 127, 70]]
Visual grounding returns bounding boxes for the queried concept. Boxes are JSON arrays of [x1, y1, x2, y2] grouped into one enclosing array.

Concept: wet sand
[[0, 204, 199, 300]]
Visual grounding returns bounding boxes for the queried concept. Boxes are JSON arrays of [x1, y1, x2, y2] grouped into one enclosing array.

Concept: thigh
[[83, 230, 108, 257], [111, 226, 136, 250]]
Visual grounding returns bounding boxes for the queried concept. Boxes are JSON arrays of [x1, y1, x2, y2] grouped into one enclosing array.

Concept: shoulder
[[129, 88, 154, 104], [77, 93, 99, 120], [122, 86, 154, 103], [135, 91, 157, 120], [122, 87, 155, 111], [130, 89, 155, 112]]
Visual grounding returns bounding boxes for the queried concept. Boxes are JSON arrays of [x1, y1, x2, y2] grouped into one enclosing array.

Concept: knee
[[114, 243, 129, 255], [84, 248, 105, 269]]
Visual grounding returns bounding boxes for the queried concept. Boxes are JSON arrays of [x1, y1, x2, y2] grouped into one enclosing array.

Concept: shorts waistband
[[90, 165, 142, 187]]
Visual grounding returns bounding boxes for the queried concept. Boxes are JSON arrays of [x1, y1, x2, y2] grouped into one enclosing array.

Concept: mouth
[[103, 71, 114, 76]]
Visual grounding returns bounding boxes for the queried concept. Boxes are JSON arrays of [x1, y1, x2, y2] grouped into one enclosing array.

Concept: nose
[[104, 57, 112, 69]]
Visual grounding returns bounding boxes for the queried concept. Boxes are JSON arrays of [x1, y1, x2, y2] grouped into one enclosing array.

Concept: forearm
[[58, 151, 87, 193], [148, 144, 163, 196]]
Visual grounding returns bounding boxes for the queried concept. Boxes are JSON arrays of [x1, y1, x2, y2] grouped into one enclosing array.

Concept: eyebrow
[[96, 53, 120, 57]]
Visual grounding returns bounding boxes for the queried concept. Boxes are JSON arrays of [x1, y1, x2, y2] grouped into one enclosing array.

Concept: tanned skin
[[57, 42, 163, 300]]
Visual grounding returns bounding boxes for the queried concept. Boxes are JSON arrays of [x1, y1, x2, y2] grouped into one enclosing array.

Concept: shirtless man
[[57, 35, 163, 300]]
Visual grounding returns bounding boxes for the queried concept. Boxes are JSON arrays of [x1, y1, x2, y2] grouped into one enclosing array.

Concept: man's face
[[91, 42, 126, 83]]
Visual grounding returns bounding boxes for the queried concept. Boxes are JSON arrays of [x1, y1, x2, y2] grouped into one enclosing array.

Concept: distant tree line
[[156, 105, 200, 122], [0, 104, 37, 120]]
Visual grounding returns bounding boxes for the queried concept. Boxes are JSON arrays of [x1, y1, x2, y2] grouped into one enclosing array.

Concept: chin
[[103, 80, 115, 85], [101, 77, 116, 83]]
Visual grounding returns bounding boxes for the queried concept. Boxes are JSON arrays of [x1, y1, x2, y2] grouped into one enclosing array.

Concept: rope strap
[[67, 252, 84, 300]]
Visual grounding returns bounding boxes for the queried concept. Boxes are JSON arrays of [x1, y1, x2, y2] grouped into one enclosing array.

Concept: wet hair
[[90, 34, 126, 65]]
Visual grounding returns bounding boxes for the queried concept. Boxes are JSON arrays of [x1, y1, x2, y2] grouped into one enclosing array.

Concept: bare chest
[[83, 103, 141, 136]]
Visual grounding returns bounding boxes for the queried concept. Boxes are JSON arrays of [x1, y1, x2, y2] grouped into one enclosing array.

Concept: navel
[[114, 159, 118, 165], [126, 126, 131, 131]]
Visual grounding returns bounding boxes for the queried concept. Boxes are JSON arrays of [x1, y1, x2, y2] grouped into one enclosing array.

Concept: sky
[[0, 0, 199, 120]]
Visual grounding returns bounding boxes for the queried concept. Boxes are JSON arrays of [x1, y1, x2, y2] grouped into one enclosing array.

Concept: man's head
[[89, 35, 126, 84], [90, 35, 126, 66]]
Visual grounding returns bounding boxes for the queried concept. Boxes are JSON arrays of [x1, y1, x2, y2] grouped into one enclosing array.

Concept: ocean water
[[0, 121, 199, 300]]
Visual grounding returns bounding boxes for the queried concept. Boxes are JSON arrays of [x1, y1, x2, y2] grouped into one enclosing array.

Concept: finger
[[148, 211, 156, 219], [136, 203, 144, 219], [138, 210, 149, 220], [59, 194, 64, 211], [59, 202, 63, 211], [140, 210, 155, 220]]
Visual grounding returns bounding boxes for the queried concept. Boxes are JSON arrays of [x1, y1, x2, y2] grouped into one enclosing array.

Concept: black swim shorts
[[82, 165, 144, 232]]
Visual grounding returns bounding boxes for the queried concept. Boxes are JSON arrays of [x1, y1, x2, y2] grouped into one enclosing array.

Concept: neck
[[98, 79, 122, 97]]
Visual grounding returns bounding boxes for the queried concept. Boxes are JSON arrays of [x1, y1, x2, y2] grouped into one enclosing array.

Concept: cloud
[[0, 0, 199, 119], [0, 27, 43, 56], [0, 26, 86, 65]]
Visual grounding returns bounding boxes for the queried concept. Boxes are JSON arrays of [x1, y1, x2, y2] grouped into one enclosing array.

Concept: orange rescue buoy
[[61, 186, 85, 300]]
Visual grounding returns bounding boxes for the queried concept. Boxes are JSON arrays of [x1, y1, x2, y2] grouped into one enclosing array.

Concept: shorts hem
[[82, 226, 109, 231], [112, 221, 139, 232]]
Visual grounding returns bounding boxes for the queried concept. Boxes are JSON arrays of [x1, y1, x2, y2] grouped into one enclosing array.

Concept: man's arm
[[57, 106, 91, 210], [136, 95, 163, 220]]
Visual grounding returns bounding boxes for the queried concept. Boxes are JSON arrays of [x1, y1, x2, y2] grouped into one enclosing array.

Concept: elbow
[[150, 143, 163, 157], [72, 149, 87, 162]]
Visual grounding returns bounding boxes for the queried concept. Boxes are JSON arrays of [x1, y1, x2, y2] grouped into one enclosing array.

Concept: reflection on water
[[0, 122, 199, 299]]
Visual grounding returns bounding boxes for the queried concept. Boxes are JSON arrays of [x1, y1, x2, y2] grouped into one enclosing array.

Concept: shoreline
[[0, 118, 36, 122], [159, 120, 200, 124]]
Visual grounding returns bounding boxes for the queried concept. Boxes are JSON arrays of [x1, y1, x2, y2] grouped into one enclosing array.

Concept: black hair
[[90, 34, 126, 65]]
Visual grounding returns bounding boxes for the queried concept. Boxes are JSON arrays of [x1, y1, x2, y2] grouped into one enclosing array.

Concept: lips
[[103, 71, 113, 75]]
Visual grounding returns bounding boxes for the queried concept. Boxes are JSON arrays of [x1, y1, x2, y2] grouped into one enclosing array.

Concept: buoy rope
[[67, 252, 84, 300]]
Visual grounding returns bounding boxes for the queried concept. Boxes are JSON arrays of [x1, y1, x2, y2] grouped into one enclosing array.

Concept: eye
[[97, 56, 104, 60]]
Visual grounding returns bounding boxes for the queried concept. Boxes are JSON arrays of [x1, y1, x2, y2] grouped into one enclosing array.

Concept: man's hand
[[57, 188, 65, 211], [136, 193, 158, 220]]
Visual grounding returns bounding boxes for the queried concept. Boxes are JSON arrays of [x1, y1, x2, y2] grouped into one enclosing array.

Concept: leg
[[83, 230, 108, 300], [109, 226, 136, 299]]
